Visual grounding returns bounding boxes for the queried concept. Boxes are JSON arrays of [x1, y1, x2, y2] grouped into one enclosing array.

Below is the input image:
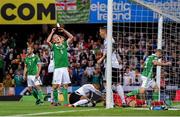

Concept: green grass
[[0, 96, 180, 116]]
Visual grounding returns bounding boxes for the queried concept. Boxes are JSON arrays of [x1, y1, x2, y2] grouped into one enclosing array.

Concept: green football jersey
[[25, 54, 40, 75], [52, 41, 69, 68], [142, 54, 158, 79]]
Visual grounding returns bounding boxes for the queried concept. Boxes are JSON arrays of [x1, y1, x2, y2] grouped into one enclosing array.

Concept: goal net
[[109, 0, 180, 107]]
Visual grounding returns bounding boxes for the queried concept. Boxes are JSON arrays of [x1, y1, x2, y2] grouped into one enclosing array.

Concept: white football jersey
[[76, 84, 102, 97]]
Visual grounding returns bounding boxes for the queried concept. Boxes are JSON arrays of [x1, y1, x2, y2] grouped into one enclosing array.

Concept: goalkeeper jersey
[[141, 54, 158, 79]]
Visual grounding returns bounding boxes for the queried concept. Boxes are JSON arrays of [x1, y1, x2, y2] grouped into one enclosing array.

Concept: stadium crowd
[[0, 25, 179, 96]]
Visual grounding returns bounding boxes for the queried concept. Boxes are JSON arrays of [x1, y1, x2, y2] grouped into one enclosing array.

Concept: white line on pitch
[[14, 108, 101, 116]]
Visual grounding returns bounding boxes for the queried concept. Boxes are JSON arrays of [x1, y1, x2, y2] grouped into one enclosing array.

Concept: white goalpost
[[106, 0, 113, 109], [156, 15, 163, 101]]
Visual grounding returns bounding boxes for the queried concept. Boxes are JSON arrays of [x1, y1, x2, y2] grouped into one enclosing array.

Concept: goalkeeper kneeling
[[68, 84, 105, 107]]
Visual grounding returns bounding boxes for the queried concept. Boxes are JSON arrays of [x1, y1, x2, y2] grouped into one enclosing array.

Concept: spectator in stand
[[136, 47, 144, 61], [82, 61, 94, 85], [95, 50, 103, 63], [11, 54, 21, 71], [3, 73, 14, 96], [129, 55, 138, 69], [41, 40, 49, 50], [5, 48, 16, 70], [79, 49, 88, 63], [8, 68, 15, 80], [123, 67, 133, 86], [3, 73, 13, 87], [33, 43, 40, 54], [136, 59, 144, 73], [13, 69, 25, 95], [91, 42, 100, 54], [72, 63, 85, 86], [91, 64, 103, 89], [0, 52, 5, 83], [88, 50, 96, 63], [13, 70, 24, 87], [0, 83, 3, 96], [85, 61, 95, 77], [27, 34, 34, 47], [20, 49, 27, 62], [133, 69, 142, 86]]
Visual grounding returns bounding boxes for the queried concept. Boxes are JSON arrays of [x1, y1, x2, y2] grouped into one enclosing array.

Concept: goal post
[[106, 0, 113, 109], [157, 15, 163, 101]]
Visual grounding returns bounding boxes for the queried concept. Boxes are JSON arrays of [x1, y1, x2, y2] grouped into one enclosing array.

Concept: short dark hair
[[156, 49, 163, 53], [100, 26, 107, 30]]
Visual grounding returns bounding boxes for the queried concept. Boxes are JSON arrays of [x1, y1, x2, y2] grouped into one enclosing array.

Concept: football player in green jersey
[[47, 27, 73, 106], [126, 49, 171, 101], [23, 46, 44, 105]]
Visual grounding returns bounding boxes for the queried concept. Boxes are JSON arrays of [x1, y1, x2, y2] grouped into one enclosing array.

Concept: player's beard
[[27, 52, 33, 56]]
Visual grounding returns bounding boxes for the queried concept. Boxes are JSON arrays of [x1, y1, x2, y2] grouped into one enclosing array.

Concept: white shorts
[[27, 75, 42, 87], [141, 75, 156, 89], [52, 67, 71, 85]]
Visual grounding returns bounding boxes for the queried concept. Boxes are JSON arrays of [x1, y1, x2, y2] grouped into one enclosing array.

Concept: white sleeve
[[112, 38, 115, 43], [89, 86, 102, 97]]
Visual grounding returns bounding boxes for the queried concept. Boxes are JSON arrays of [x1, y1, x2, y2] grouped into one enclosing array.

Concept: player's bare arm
[[35, 63, 42, 79], [46, 28, 56, 47], [153, 60, 172, 66], [90, 87, 103, 97], [97, 53, 106, 64], [23, 64, 27, 81], [59, 28, 74, 44]]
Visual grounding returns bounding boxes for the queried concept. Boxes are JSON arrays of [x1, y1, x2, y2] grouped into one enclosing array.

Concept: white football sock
[[116, 85, 126, 104], [50, 89, 53, 103], [73, 99, 89, 107]]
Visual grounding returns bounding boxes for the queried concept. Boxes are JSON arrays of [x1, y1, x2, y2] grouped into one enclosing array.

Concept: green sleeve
[[36, 55, 41, 64], [153, 56, 158, 62], [63, 41, 68, 48], [52, 44, 55, 50]]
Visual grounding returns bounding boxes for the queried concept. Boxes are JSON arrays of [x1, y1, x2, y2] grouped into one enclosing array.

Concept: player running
[[46, 27, 73, 106], [23, 46, 43, 105]]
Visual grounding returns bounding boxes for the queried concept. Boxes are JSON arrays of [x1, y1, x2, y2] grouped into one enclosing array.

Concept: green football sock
[[53, 89, 58, 103], [152, 92, 159, 101], [62, 87, 68, 105], [32, 88, 38, 100], [37, 90, 44, 102], [126, 89, 139, 97]]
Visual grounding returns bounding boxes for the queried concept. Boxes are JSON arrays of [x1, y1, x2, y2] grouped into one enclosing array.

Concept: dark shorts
[[103, 68, 120, 83], [69, 92, 81, 104], [90, 92, 103, 103], [112, 68, 120, 83]]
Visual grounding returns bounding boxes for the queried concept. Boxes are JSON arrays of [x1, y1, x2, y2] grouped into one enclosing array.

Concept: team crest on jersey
[[56, 44, 64, 49], [32, 58, 35, 61]]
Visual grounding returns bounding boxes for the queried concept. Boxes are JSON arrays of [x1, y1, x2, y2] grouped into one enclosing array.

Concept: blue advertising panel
[[88, 0, 179, 23]]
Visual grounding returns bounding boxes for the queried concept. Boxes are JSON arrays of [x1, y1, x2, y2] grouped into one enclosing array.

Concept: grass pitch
[[0, 96, 180, 116]]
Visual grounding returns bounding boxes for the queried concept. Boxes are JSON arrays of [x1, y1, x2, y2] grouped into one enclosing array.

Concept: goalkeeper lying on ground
[[68, 84, 105, 107]]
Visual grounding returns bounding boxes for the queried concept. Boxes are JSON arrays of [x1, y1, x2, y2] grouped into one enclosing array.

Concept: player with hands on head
[[46, 25, 73, 106]]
